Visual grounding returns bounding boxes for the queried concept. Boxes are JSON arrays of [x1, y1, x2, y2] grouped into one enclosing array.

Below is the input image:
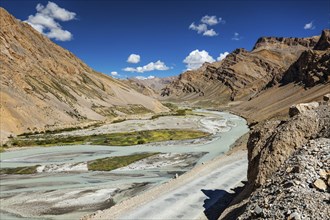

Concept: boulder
[[323, 94, 330, 102], [289, 102, 319, 117], [313, 179, 327, 191]]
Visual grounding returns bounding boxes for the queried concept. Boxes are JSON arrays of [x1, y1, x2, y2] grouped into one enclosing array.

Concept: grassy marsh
[[87, 153, 158, 171], [0, 153, 158, 174], [7, 129, 210, 148], [0, 165, 40, 175]]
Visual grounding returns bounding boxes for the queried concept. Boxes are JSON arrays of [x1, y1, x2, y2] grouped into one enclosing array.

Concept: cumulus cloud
[[136, 76, 155, 80], [203, 29, 218, 37], [46, 28, 72, 41], [189, 23, 208, 34], [189, 15, 224, 37], [201, 15, 225, 26], [110, 71, 118, 76], [217, 52, 229, 61], [183, 49, 215, 70], [304, 21, 315, 30], [123, 60, 169, 73], [127, 54, 141, 63], [36, 2, 76, 21], [25, 1, 76, 41], [232, 32, 242, 41]]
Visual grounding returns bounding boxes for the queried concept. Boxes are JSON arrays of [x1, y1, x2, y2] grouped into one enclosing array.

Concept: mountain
[[0, 8, 168, 142], [160, 30, 329, 122], [123, 76, 177, 99], [232, 29, 329, 122], [161, 35, 319, 105]]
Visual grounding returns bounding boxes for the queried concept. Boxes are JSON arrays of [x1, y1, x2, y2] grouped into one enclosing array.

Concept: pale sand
[[83, 148, 247, 220]]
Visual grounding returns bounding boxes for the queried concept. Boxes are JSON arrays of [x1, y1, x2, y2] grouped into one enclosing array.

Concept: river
[[0, 110, 249, 220]]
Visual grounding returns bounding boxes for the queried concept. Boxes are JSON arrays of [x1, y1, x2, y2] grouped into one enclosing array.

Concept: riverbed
[[0, 110, 249, 219]]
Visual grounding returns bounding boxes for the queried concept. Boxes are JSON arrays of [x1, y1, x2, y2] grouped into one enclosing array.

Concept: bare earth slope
[[0, 8, 167, 141]]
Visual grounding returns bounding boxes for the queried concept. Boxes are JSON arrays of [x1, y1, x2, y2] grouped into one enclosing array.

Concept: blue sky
[[1, 0, 329, 79]]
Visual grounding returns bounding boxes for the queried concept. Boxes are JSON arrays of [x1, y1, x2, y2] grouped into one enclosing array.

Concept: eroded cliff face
[[247, 100, 330, 187], [0, 7, 168, 141]]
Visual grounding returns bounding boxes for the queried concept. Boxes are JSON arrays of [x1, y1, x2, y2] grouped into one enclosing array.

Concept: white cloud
[[201, 15, 225, 26], [25, 1, 76, 41], [189, 23, 208, 34], [232, 32, 242, 41], [27, 13, 58, 29], [127, 54, 141, 63], [136, 76, 155, 80], [203, 29, 218, 37], [123, 60, 169, 73], [217, 52, 229, 61], [189, 15, 224, 37], [183, 49, 215, 70], [304, 21, 315, 30], [46, 28, 72, 41], [36, 2, 76, 21], [27, 23, 45, 33], [110, 71, 118, 76]]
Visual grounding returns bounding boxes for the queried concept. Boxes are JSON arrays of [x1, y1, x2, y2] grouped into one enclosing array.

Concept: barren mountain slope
[[161, 35, 319, 106], [0, 8, 168, 141], [231, 30, 330, 122]]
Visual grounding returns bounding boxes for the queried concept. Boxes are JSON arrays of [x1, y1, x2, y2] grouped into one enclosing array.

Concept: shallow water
[[0, 110, 249, 219]]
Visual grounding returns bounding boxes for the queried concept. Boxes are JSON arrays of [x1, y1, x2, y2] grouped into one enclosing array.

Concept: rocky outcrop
[[281, 50, 330, 87], [0, 7, 168, 142], [314, 29, 330, 50], [247, 99, 330, 188], [281, 30, 330, 87], [288, 102, 319, 117], [239, 138, 330, 219]]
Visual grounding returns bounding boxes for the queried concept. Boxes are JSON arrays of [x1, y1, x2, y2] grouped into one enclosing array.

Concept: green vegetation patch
[[8, 129, 209, 147], [0, 165, 39, 175], [88, 153, 158, 171], [0, 146, 6, 153], [162, 102, 178, 111], [151, 108, 192, 119]]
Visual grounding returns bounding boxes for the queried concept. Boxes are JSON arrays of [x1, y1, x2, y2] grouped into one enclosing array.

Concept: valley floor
[[0, 110, 249, 220]]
